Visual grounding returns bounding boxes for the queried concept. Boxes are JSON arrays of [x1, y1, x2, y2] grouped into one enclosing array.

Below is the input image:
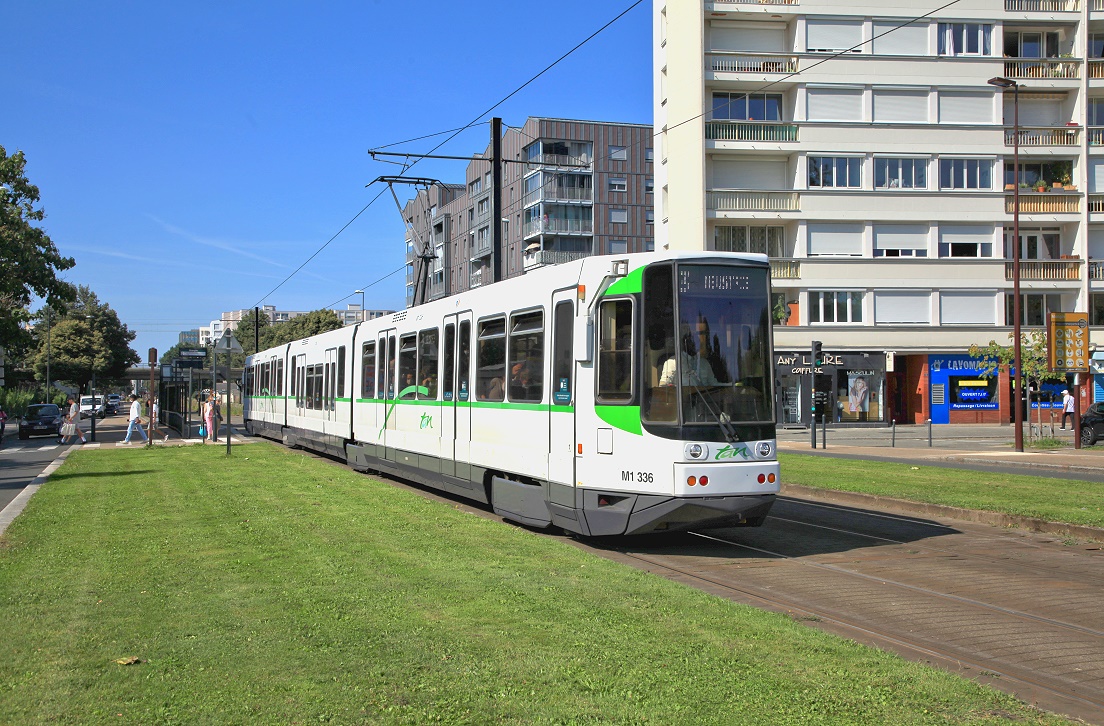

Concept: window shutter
[[1088, 228, 1104, 258], [807, 88, 863, 121], [873, 224, 929, 250], [711, 26, 785, 52], [807, 19, 862, 52], [712, 159, 786, 189], [872, 21, 929, 55], [939, 225, 994, 246], [938, 92, 994, 124], [1089, 160, 1104, 193], [873, 90, 929, 122], [940, 292, 996, 324], [808, 223, 864, 255], [874, 292, 931, 324]]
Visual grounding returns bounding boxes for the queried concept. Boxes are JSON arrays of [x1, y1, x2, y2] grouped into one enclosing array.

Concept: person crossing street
[[121, 394, 149, 445]]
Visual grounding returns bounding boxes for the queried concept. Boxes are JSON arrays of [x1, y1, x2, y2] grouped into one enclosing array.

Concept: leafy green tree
[[31, 286, 139, 390], [262, 310, 343, 348], [237, 308, 271, 356], [0, 146, 76, 349], [969, 330, 1064, 439]]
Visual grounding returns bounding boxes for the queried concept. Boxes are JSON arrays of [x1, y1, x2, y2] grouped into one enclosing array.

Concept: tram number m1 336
[[623, 470, 654, 484]]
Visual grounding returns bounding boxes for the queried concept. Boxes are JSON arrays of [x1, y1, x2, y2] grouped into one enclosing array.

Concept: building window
[[469, 178, 482, 195], [937, 23, 992, 56], [806, 19, 863, 53], [808, 156, 862, 188], [1007, 293, 1061, 326], [1004, 31, 1058, 59], [939, 159, 992, 190], [716, 226, 785, 257], [875, 158, 927, 189], [646, 210, 655, 223], [610, 239, 628, 254], [806, 88, 863, 122], [610, 208, 628, 224], [609, 146, 628, 161], [645, 148, 654, 161], [939, 225, 994, 258], [608, 177, 627, 192], [712, 92, 783, 121], [477, 198, 489, 215], [645, 177, 654, 193], [873, 224, 929, 257], [1092, 293, 1104, 325], [809, 291, 864, 323], [1005, 161, 1073, 188]]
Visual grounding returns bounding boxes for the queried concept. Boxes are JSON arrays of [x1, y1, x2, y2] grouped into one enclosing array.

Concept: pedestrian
[[0, 405, 7, 447], [1061, 389, 1075, 430], [149, 397, 169, 442], [60, 396, 87, 445], [121, 394, 148, 445], [203, 394, 217, 443]]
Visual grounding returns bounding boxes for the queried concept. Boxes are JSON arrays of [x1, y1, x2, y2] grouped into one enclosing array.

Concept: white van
[[79, 396, 107, 419]]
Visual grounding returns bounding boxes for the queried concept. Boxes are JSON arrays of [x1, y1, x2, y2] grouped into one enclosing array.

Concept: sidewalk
[[777, 423, 1104, 474]]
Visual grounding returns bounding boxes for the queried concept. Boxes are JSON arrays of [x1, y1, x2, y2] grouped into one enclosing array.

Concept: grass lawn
[[781, 453, 1104, 529], [0, 443, 1076, 724]]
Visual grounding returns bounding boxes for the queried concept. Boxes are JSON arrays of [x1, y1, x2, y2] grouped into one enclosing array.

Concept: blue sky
[[5, 1, 652, 359]]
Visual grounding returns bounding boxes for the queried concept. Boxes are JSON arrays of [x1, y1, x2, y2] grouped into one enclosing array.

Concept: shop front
[[775, 350, 887, 426], [928, 354, 1004, 424]]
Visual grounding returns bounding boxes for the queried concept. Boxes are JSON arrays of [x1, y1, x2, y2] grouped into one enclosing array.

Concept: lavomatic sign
[[928, 354, 999, 423]]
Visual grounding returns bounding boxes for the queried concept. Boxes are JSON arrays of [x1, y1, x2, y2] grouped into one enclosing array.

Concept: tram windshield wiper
[[686, 371, 740, 444]]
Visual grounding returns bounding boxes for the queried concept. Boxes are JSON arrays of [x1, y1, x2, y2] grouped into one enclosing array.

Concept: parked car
[[105, 394, 121, 415], [79, 396, 107, 419], [1080, 402, 1104, 446], [18, 404, 63, 440]]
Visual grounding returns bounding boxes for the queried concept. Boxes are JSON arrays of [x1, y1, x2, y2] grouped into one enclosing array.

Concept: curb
[[0, 446, 74, 537], [781, 483, 1104, 543]]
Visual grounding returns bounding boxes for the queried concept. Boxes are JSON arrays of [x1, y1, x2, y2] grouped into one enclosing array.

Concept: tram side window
[[277, 360, 284, 396], [337, 346, 346, 399], [458, 321, 471, 402], [377, 338, 387, 399], [443, 324, 455, 402], [362, 342, 376, 399], [387, 335, 397, 399], [508, 310, 543, 403], [398, 333, 417, 398], [552, 301, 573, 403], [597, 299, 634, 403], [418, 328, 439, 400], [476, 317, 506, 402], [291, 358, 297, 397]]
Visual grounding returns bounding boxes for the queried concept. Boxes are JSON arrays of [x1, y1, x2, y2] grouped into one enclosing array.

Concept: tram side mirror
[[574, 317, 593, 362]]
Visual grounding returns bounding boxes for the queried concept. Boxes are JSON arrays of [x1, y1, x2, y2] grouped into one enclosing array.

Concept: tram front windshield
[[643, 262, 773, 431]]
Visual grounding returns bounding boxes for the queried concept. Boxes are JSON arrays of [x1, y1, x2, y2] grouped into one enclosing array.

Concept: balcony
[[1007, 259, 1082, 281], [523, 249, 591, 271], [522, 218, 594, 238], [1005, 192, 1080, 213], [1090, 261, 1104, 279], [471, 236, 493, 259], [1005, 0, 1079, 8], [707, 53, 798, 74], [1003, 58, 1080, 80], [1089, 194, 1104, 212], [1005, 126, 1080, 146], [706, 121, 798, 142], [770, 259, 800, 279], [708, 190, 800, 212], [527, 154, 591, 169], [522, 186, 593, 207]]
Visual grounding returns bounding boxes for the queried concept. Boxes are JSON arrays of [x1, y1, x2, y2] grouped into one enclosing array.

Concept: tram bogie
[[244, 250, 780, 536]]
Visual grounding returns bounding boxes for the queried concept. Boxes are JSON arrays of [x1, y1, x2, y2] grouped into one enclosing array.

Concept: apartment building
[[656, 0, 1104, 426], [402, 117, 654, 306]]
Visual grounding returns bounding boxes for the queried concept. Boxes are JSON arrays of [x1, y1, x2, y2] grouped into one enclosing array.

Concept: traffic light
[[811, 340, 823, 367]]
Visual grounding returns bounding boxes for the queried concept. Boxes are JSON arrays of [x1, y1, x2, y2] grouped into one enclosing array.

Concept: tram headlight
[[684, 443, 708, 460], [753, 441, 774, 459]]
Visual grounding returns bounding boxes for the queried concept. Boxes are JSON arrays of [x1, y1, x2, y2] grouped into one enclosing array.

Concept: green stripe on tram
[[595, 405, 642, 436], [353, 398, 573, 413]]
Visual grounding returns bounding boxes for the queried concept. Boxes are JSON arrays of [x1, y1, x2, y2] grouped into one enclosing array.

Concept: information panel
[[1047, 312, 1089, 373]]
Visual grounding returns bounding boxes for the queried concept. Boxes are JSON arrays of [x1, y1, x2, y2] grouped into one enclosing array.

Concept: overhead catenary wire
[[251, 0, 647, 314]]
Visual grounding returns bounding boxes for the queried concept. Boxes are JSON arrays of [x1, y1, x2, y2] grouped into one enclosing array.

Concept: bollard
[[928, 418, 933, 447], [892, 420, 896, 447], [821, 415, 827, 449], [810, 416, 817, 449]]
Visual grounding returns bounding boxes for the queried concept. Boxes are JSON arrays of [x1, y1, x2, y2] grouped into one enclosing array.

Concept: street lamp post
[[989, 76, 1024, 452], [354, 289, 365, 322], [45, 307, 51, 404]]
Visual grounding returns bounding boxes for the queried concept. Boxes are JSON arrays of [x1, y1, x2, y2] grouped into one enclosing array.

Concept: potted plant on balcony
[[1036, 179, 1048, 193], [772, 297, 790, 325]]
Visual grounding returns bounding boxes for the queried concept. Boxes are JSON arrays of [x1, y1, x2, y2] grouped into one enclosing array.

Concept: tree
[[0, 146, 76, 348], [262, 310, 343, 348], [237, 308, 271, 357], [968, 330, 1064, 440], [32, 286, 139, 390]]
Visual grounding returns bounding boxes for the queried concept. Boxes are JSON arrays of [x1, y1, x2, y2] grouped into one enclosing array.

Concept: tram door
[[442, 312, 472, 479], [375, 333, 388, 436], [548, 292, 576, 487], [323, 347, 337, 433]]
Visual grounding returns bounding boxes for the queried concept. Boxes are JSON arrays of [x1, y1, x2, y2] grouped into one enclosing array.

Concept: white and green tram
[[244, 250, 780, 536]]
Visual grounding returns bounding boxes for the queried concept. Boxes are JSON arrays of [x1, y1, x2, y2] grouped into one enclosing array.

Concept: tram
[[244, 250, 780, 536]]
